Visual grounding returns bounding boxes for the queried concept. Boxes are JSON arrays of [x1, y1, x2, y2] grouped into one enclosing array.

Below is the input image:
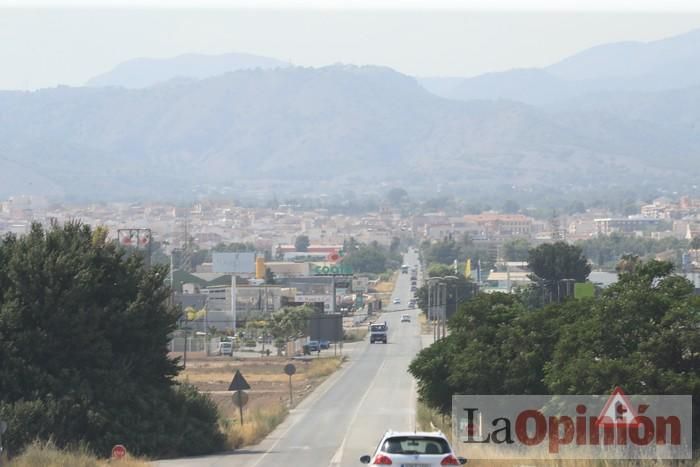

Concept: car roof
[[382, 430, 448, 439]]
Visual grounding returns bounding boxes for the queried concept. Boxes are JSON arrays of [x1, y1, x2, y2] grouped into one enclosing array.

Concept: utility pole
[[231, 274, 237, 346]]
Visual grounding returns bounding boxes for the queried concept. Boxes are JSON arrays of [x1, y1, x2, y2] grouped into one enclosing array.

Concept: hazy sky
[[2, 1, 700, 90]]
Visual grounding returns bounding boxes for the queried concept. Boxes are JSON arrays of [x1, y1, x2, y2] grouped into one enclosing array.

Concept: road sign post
[[284, 363, 296, 405], [232, 390, 249, 425], [228, 370, 251, 425]]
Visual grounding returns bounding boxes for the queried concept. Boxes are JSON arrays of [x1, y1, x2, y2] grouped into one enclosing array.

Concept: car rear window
[[370, 325, 386, 331], [381, 436, 451, 455]]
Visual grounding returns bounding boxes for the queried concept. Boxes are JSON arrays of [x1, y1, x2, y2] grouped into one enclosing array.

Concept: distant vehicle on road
[[307, 340, 320, 352], [401, 314, 411, 322], [360, 431, 466, 466], [217, 341, 233, 356], [410, 285, 417, 292], [369, 322, 388, 344], [392, 297, 401, 305], [401, 264, 409, 274]]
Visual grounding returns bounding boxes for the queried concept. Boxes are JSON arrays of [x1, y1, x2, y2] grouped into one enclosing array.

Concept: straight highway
[[156, 249, 425, 467]]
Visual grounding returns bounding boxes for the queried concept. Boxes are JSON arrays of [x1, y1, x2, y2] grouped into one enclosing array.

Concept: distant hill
[[1, 65, 699, 200], [86, 52, 290, 88], [421, 28, 700, 107]]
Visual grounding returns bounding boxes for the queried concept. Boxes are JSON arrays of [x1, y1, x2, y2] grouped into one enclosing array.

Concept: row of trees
[[0, 223, 225, 458], [421, 235, 496, 272], [340, 238, 402, 274], [409, 259, 699, 441]]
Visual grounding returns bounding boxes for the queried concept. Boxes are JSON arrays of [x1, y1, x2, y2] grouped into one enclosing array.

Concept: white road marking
[[329, 359, 388, 466], [247, 354, 356, 467]]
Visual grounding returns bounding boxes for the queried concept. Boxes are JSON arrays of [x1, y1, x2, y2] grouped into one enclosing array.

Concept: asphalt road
[[156, 249, 424, 467]]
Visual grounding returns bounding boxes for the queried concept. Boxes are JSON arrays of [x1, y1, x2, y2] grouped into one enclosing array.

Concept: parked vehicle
[[307, 340, 320, 352], [360, 431, 466, 466], [218, 341, 233, 356], [319, 340, 330, 349]]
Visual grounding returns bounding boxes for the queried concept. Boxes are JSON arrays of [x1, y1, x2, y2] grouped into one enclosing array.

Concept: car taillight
[[373, 454, 393, 465], [441, 454, 460, 465]]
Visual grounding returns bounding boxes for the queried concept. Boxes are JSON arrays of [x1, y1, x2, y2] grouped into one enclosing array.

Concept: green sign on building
[[312, 264, 353, 276]]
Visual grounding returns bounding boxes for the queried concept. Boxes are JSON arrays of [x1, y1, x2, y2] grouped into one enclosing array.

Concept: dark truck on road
[[369, 322, 388, 344]]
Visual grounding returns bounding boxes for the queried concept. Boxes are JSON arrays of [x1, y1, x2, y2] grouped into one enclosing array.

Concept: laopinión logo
[[451, 388, 692, 459]]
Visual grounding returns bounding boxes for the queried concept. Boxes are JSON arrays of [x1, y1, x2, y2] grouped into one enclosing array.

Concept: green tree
[[424, 239, 461, 266], [294, 235, 310, 252], [503, 238, 531, 261], [528, 241, 591, 282], [265, 267, 276, 284], [0, 223, 224, 457], [544, 261, 699, 440], [410, 259, 699, 443], [342, 241, 399, 274], [269, 305, 314, 354]]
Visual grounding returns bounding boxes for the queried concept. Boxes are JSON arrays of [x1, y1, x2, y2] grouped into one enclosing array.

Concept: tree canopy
[[341, 241, 400, 274], [294, 235, 310, 252], [0, 223, 224, 457], [528, 241, 591, 282], [409, 259, 699, 442]]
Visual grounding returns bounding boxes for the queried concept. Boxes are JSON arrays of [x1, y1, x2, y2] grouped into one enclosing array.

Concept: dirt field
[[175, 354, 343, 421]]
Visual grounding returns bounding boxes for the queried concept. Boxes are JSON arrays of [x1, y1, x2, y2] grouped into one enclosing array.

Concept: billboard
[[307, 313, 343, 342], [212, 252, 256, 274]]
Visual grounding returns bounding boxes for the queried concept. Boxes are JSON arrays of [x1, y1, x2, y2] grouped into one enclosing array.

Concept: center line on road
[[329, 359, 387, 466]]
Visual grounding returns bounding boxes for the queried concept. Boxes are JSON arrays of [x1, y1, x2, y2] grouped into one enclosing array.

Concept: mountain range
[[1, 30, 700, 201]]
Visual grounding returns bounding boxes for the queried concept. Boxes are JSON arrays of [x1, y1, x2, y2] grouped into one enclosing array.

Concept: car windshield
[[382, 436, 451, 455]]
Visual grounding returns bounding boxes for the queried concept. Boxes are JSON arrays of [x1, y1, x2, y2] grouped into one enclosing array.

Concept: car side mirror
[[458, 457, 468, 464], [360, 454, 371, 464]]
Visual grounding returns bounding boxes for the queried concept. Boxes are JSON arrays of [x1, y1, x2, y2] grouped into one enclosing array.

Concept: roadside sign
[[232, 390, 249, 408], [111, 444, 127, 460], [228, 369, 251, 391], [596, 387, 640, 428], [213, 252, 255, 274], [284, 363, 296, 376], [284, 364, 296, 405]]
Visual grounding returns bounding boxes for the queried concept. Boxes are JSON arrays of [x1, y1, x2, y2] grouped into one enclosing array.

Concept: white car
[[392, 297, 401, 305], [360, 431, 466, 466], [401, 314, 411, 323]]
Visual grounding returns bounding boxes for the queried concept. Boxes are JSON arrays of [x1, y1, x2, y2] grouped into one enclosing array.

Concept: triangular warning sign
[[228, 369, 251, 391], [596, 387, 639, 427]]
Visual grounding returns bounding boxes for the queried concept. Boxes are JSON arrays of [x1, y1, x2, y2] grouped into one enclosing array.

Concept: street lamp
[[427, 277, 441, 342]]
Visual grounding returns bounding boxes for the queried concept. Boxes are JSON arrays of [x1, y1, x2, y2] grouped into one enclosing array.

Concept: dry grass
[[374, 279, 396, 293], [222, 402, 289, 449], [416, 400, 451, 435], [7, 441, 148, 467], [344, 327, 368, 342], [181, 372, 291, 384], [418, 312, 433, 334], [306, 356, 343, 379]]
